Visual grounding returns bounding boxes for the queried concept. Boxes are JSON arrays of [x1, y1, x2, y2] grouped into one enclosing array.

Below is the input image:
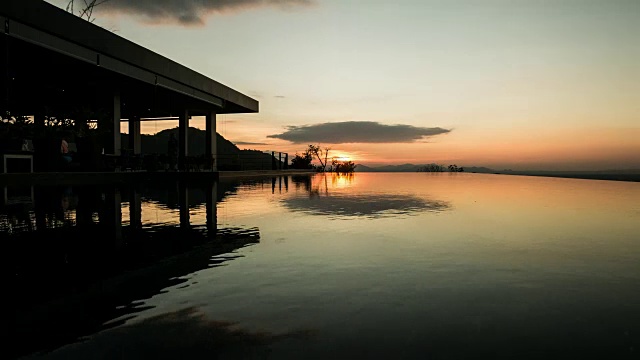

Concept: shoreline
[[0, 170, 315, 186], [496, 171, 640, 183]]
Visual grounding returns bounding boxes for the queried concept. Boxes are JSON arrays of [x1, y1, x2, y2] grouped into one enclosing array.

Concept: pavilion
[[0, 0, 259, 172]]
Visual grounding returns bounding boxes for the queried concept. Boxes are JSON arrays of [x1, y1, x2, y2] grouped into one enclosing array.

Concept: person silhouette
[[61, 138, 72, 164]]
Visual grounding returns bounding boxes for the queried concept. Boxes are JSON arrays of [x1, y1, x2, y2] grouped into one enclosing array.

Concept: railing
[[101, 151, 290, 172]]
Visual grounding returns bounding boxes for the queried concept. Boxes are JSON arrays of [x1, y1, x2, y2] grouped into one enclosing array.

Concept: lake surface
[[4, 173, 640, 359]]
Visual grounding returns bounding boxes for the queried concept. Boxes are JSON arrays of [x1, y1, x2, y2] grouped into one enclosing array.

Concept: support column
[[271, 152, 276, 170], [278, 153, 282, 170], [1, 33, 8, 113], [34, 195, 47, 231], [75, 187, 94, 228], [284, 153, 289, 170], [33, 113, 45, 172], [178, 110, 189, 171], [34, 113, 45, 128], [205, 111, 217, 171], [111, 92, 121, 156], [128, 117, 141, 155]]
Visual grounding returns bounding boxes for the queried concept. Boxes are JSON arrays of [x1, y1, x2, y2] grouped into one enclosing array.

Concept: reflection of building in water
[[3, 181, 263, 359], [271, 176, 289, 194], [291, 175, 312, 193]]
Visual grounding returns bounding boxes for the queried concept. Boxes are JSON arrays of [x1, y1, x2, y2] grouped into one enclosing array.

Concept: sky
[[47, 0, 640, 170]]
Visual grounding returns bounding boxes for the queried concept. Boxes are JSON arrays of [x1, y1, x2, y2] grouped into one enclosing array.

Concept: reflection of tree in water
[[291, 175, 312, 193], [331, 173, 354, 188], [285, 174, 450, 219], [35, 307, 315, 360]]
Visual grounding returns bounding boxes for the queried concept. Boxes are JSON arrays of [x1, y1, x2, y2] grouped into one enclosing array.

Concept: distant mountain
[[463, 166, 498, 174], [502, 169, 640, 182], [355, 163, 639, 182], [121, 127, 282, 170], [355, 163, 427, 172], [354, 164, 376, 172]]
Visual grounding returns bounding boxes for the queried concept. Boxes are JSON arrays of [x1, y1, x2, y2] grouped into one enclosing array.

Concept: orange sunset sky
[[49, 0, 640, 170]]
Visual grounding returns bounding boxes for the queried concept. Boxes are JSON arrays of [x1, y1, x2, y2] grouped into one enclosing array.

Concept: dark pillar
[[206, 182, 217, 237], [33, 113, 46, 171], [1, 32, 8, 113], [284, 153, 289, 170], [75, 187, 95, 228], [278, 153, 282, 170], [110, 92, 121, 156], [102, 188, 123, 250], [271, 152, 276, 170], [35, 205, 47, 231], [128, 117, 141, 155], [205, 111, 217, 170], [34, 113, 45, 128], [178, 110, 189, 171]]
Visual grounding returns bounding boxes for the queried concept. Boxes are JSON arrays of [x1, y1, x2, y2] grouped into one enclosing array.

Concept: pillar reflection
[[178, 182, 190, 230], [129, 187, 142, 231], [101, 188, 123, 250], [206, 181, 218, 238]]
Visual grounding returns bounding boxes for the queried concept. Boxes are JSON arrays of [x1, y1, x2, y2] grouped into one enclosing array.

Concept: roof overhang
[[0, 0, 258, 114]]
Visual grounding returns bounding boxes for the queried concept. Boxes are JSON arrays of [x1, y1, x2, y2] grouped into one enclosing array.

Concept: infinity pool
[[7, 173, 640, 359]]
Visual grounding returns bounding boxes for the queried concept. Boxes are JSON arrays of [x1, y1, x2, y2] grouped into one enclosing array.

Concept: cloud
[[100, 0, 316, 25], [267, 121, 451, 144]]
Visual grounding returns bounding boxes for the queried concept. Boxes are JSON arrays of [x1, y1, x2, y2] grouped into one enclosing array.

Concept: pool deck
[[0, 170, 315, 186]]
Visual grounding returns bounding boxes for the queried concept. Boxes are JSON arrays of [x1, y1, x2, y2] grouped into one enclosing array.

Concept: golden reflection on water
[[129, 173, 640, 231], [212, 173, 640, 272], [122, 172, 640, 272]]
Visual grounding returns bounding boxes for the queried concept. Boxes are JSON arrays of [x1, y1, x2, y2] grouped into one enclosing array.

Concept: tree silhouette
[[66, 0, 111, 22], [331, 158, 356, 173], [290, 151, 313, 169], [307, 144, 331, 172], [418, 164, 445, 172]]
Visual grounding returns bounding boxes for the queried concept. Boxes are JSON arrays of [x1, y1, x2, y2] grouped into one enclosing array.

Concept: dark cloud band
[[267, 121, 451, 144], [100, 0, 315, 25]]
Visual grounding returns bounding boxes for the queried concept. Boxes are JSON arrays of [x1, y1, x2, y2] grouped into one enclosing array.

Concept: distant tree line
[[417, 164, 464, 172]]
